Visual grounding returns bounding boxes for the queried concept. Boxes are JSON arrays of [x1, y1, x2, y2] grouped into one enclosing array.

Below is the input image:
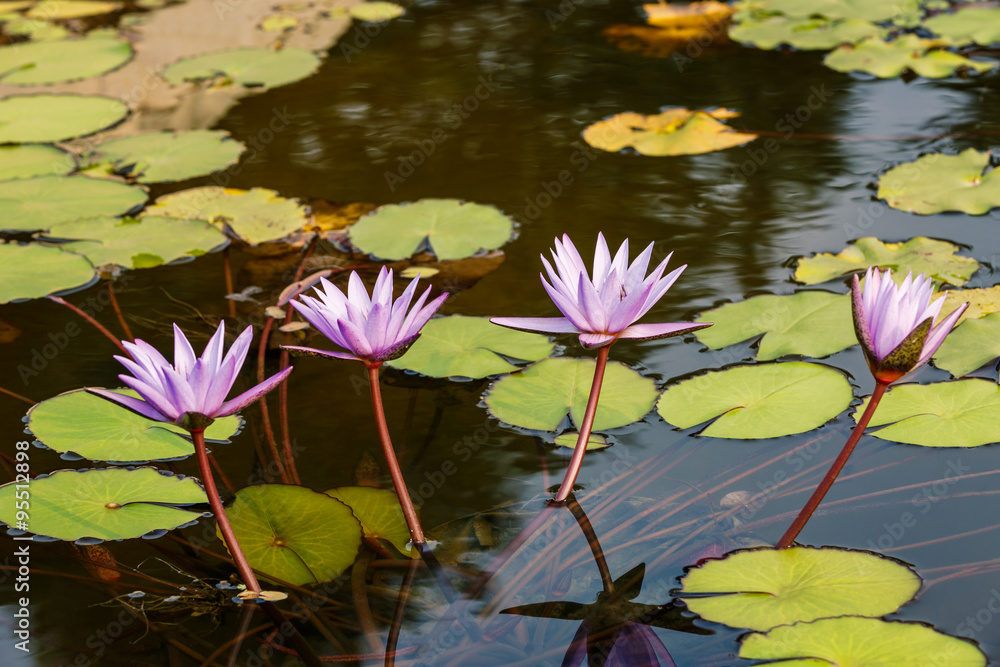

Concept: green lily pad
[[582, 108, 758, 156], [223, 484, 362, 586], [0, 94, 128, 144], [46, 216, 228, 269], [748, 0, 922, 22], [325, 486, 415, 557], [553, 432, 609, 450], [0, 175, 146, 232], [349, 2, 404, 21], [85, 130, 245, 184], [677, 547, 920, 632], [730, 16, 881, 50], [27, 389, 242, 462], [6, 18, 69, 40], [0, 467, 207, 542], [0, 243, 94, 304], [484, 357, 659, 432], [0, 145, 74, 181], [933, 313, 1000, 377], [940, 285, 1000, 322], [877, 149, 1000, 215], [385, 315, 554, 379], [349, 199, 513, 261], [162, 47, 321, 88], [656, 362, 853, 439], [26, 0, 119, 19], [824, 35, 995, 79], [144, 186, 308, 245], [0, 35, 133, 85], [739, 616, 986, 665], [794, 237, 978, 287], [694, 291, 856, 361], [854, 379, 1000, 447], [924, 7, 1000, 47]]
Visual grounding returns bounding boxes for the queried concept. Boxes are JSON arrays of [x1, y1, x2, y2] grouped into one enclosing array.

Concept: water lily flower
[[491, 233, 709, 349], [87, 322, 291, 431], [852, 266, 968, 384], [283, 267, 448, 366]]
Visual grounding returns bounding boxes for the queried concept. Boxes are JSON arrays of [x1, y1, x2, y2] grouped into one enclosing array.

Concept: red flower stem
[[47, 296, 128, 355], [191, 428, 260, 593], [256, 316, 291, 484], [385, 557, 419, 667], [776, 380, 889, 549], [565, 495, 614, 594], [223, 247, 237, 319], [0, 386, 35, 406], [106, 282, 134, 343], [367, 364, 426, 545], [554, 344, 611, 503], [207, 449, 234, 493]]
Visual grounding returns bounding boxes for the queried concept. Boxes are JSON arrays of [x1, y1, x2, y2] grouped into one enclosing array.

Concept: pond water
[[4, 0, 1000, 665]]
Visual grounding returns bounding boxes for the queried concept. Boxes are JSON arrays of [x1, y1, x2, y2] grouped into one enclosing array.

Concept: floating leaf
[[162, 47, 321, 88], [924, 7, 1000, 47], [27, 389, 241, 462], [677, 547, 919, 632], [223, 485, 362, 586], [349, 1, 404, 21], [877, 149, 1000, 215], [730, 15, 881, 50], [26, 0, 119, 19], [933, 313, 1000, 377], [740, 616, 986, 665], [940, 285, 1000, 322], [824, 35, 995, 79], [349, 199, 513, 261], [747, 0, 922, 22], [644, 1, 732, 29], [386, 315, 554, 379], [0, 145, 74, 181], [0, 175, 146, 232], [326, 486, 415, 557], [0, 468, 206, 542], [46, 216, 228, 269], [484, 357, 659, 432], [85, 130, 245, 184], [583, 107, 758, 156], [6, 18, 69, 40], [259, 14, 297, 31], [0, 243, 94, 304], [794, 237, 978, 287], [694, 291, 856, 361], [657, 362, 853, 439], [0, 94, 128, 143], [0, 35, 133, 85], [553, 432, 609, 450], [144, 186, 308, 245], [602, 23, 731, 58], [854, 379, 1000, 447]]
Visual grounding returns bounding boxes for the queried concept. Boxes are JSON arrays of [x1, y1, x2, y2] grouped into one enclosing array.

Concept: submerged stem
[[554, 344, 611, 503], [566, 495, 613, 594], [776, 381, 890, 549], [367, 364, 426, 545]]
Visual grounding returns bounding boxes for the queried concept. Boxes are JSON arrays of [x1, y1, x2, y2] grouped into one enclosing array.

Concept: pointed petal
[[201, 321, 227, 374], [173, 324, 197, 375], [281, 345, 361, 362], [561, 622, 589, 667], [337, 318, 374, 357], [219, 325, 254, 380], [875, 317, 932, 383], [592, 232, 612, 286], [920, 302, 968, 367], [490, 317, 581, 335], [851, 273, 876, 359], [371, 333, 422, 362], [347, 271, 372, 311], [577, 272, 607, 331], [217, 366, 293, 416], [618, 322, 711, 341], [118, 375, 180, 420], [85, 388, 170, 423]]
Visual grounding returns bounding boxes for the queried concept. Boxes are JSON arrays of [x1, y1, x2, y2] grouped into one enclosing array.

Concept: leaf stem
[[47, 296, 128, 355], [776, 381, 889, 548], [367, 364, 426, 545], [554, 344, 611, 503], [106, 281, 134, 343]]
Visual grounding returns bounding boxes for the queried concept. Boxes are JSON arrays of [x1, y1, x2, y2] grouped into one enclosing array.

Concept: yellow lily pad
[[583, 107, 757, 156]]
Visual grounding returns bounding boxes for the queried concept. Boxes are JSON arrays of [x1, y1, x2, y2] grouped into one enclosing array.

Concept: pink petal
[[920, 301, 969, 368], [85, 387, 170, 423], [217, 366, 293, 416], [490, 316, 580, 335], [618, 322, 711, 341], [282, 345, 361, 362], [173, 324, 197, 375]]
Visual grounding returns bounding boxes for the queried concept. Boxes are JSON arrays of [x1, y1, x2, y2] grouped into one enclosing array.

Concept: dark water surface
[[4, 0, 1000, 664]]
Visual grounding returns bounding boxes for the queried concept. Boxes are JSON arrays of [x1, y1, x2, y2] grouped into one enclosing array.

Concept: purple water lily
[[491, 233, 709, 349], [852, 266, 968, 384], [283, 267, 448, 366], [87, 322, 291, 431]]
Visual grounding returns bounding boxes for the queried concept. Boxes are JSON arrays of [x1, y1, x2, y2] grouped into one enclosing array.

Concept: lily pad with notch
[[794, 237, 978, 287], [923, 6, 1000, 47], [730, 15, 881, 51], [223, 484, 362, 586], [877, 149, 1000, 215], [484, 356, 659, 432], [0, 94, 128, 144], [823, 35, 995, 79], [676, 546, 920, 631], [348, 198, 514, 261], [386, 315, 554, 379], [26, 388, 242, 463], [656, 362, 853, 439], [0, 467, 208, 542], [162, 47, 321, 88], [693, 291, 856, 361], [0, 34, 133, 85], [853, 379, 1000, 447], [83, 130, 246, 184], [933, 313, 1000, 377], [0, 175, 146, 232], [0, 243, 95, 304], [325, 486, 415, 557], [583, 107, 758, 156]]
